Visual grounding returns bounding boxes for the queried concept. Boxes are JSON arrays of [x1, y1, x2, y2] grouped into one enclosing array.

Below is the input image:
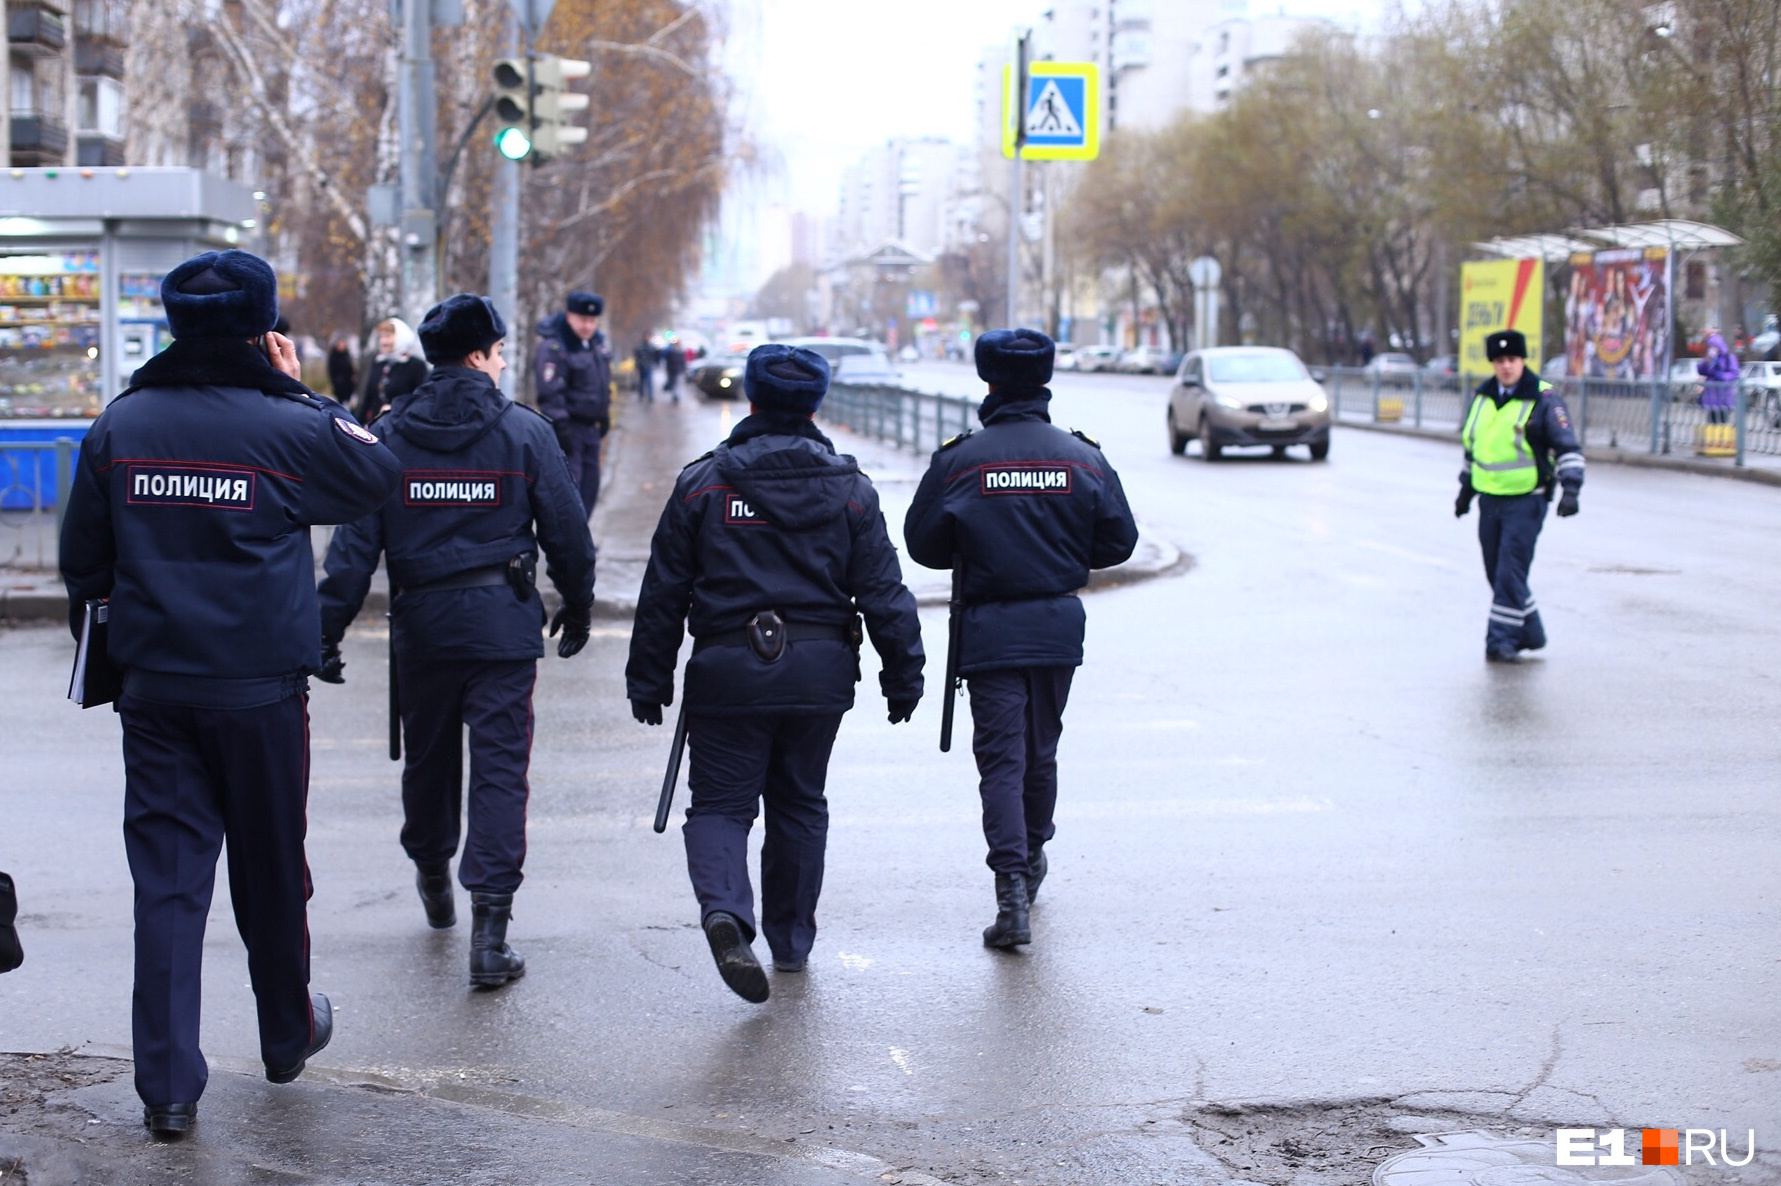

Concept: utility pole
[[398, 0, 440, 326], [489, 9, 522, 395], [1006, 28, 1029, 330]]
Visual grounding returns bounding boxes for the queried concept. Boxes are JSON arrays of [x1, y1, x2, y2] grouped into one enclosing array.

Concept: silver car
[[1167, 347, 1331, 461]]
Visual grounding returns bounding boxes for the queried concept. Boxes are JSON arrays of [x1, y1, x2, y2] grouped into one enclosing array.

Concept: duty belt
[[693, 622, 854, 652], [401, 565, 508, 596]]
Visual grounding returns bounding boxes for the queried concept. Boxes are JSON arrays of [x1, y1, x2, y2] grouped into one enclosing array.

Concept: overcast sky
[[729, 0, 1396, 216]]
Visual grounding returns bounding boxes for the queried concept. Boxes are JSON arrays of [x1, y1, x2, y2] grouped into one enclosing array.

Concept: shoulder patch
[[939, 429, 974, 451], [681, 449, 715, 471], [514, 402, 552, 422], [1070, 429, 1101, 448], [335, 417, 380, 445]]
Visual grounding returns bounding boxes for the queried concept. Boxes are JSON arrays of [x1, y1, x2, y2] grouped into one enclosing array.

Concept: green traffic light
[[495, 127, 532, 160]]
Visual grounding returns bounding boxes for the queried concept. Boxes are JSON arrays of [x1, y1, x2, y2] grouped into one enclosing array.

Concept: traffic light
[[491, 58, 533, 161], [529, 55, 591, 160]]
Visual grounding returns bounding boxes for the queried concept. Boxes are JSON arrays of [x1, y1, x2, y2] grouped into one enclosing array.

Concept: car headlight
[[718, 377, 731, 388], [1214, 392, 1244, 410], [1307, 391, 1328, 413]]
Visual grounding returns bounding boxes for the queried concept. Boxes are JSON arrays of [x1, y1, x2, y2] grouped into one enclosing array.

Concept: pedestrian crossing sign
[[1002, 61, 1100, 161]]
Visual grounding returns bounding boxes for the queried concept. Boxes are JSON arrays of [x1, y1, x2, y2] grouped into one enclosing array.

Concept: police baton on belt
[[940, 557, 964, 753], [387, 601, 401, 762], [653, 699, 689, 833]]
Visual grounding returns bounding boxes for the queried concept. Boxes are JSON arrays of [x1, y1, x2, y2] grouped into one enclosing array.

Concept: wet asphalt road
[[2, 364, 1780, 1184]]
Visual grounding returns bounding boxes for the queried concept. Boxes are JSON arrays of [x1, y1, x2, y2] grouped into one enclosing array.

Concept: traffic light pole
[[1006, 29, 1029, 330], [398, 0, 441, 326], [489, 13, 523, 396]]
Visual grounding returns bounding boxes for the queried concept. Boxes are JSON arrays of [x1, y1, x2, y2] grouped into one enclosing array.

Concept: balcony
[[75, 41, 125, 78], [9, 6, 68, 53], [77, 134, 125, 167], [11, 115, 70, 166]]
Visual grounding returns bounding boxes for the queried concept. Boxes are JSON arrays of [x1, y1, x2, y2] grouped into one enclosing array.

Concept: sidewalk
[[0, 390, 1183, 623]]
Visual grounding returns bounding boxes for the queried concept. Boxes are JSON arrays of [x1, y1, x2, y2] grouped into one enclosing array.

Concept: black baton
[[940, 557, 964, 753], [654, 700, 689, 833], [387, 606, 401, 762]]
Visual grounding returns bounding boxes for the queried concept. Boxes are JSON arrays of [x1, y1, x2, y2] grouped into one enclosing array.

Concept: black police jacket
[[533, 314, 611, 427], [59, 338, 403, 707], [626, 414, 924, 716], [317, 366, 596, 662], [903, 398, 1139, 674]]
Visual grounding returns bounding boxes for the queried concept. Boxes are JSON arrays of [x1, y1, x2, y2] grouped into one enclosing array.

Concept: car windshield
[[792, 341, 874, 361], [1206, 354, 1307, 383], [835, 353, 894, 376]]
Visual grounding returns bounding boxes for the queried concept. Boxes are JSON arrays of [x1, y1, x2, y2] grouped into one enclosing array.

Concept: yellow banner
[[1460, 259, 1543, 380]]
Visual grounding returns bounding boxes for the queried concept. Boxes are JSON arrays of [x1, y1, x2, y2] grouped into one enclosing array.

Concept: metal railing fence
[[0, 436, 77, 569], [821, 383, 978, 454], [1318, 368, 1778, 466]]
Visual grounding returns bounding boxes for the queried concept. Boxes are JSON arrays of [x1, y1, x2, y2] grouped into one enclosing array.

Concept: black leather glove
[[549, 602, 593, 658], [593, 415, 610, 434], [1454, 484, 1475, 518], [316, 643, 345, 685], [887, 697, 919, 725], [1556, 489, 1580, 517], [632, 700, 664, 726]]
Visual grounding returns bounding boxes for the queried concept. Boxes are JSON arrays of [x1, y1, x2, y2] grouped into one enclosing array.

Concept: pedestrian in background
[[0, 871, 20, 973], [534, 291, 612, 517], [904, 329, 1138, 951], [58, 249, 402, 1139], [317, 294, 596, 989], [354, 317, 428, 425], [1454, 329, 1585, 662], [634, 339, 657, 402], [1698, 331, 1739, 426], [326, 334, 358, 404], [662, 339, 686, 402], [626, 343, 924, 1003]]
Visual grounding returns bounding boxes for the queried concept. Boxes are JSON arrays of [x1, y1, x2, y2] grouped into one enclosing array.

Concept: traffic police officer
[[626, 344, 924, 1003], [58, 250, 402, 1138], [317, 294, 596, 988], [534, 290, 611, 517], [904, 329, 1138, 950], [1454, 329, 1584, 662]]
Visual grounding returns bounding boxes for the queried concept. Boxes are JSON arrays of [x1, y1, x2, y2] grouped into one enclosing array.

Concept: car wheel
[[1308, 439, 1330, 461], [1168, 409, 1189, 455], [1199, 410, 1222, 461]]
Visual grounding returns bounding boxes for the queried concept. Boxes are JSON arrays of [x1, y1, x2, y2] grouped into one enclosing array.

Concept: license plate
[[1259, 418, 1296, 431]]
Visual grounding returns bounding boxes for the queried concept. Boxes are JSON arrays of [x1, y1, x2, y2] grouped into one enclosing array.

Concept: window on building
[[9, 59, 35, 114], [77, 76, 123, 136], [1685, 260, 1706, 300]]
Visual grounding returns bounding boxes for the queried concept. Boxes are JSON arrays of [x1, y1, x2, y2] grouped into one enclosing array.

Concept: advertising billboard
[[1460, 258, 1544, 380], [1563, 248, 1671, 381]]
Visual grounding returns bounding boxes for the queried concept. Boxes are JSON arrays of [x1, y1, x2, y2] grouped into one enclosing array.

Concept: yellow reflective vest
[[1462, 381, 1553, 496]]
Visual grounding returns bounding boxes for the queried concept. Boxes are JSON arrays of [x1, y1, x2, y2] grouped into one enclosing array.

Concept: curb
[[1335, 418, 1781, 487]]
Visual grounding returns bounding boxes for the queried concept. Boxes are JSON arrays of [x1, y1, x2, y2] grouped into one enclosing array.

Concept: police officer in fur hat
[[626, 343, 924, 1003], [1454, 329, 1584, 662], [904, 329, 1138, 950], [534, 290, 611, 517], [317, 294, 596, 988], [59, 249, 403, 1139]]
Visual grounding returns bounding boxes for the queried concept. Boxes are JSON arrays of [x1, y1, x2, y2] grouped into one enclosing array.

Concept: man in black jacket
[[626, 344, 923, 1002], [59, 250, 403, 1139], [534, 291, 611, 517], [317, 295, 596, 988], [904, 329, 1138, 950]]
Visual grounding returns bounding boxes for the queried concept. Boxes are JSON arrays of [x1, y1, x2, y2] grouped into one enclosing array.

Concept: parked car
[[1118, 345, 1174, 374], [1540, 355, 1571, 379], [1668, 357, 1704, 401], [1364, 352, 1420, 383], [1424, 354, 1457, 376], [1742, 361, 1781, 426], [689, 352, 749, 399], [1167, 347, 1331, 461], [780, 336, 898, 383], [1054, 344, 1079, 371], [1075, 345, 1121, 373]]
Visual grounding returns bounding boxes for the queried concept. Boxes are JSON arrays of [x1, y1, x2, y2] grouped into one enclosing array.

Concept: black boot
[[142, 1101, 197, 1140], [1027, 848, 1047, 905], [982, 873, 1031, 949], [469, 893, 526, 988], [266, 992, 333, 1083], [703, 912, 769, 1003], [415, 862, 455, 929]]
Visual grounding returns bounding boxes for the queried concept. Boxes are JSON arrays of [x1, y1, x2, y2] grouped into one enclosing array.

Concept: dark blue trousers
[[1478, 492, 1548, 654], [119, 693, 316, 1106], [563, 423, 604, 517], [682, 712, 843, 965], [967, 667, 1075, 876], [397, 657, 536, 895]]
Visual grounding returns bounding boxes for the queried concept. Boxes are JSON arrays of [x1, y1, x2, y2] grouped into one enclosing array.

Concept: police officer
[[534, 291, 611, 517], [1454, 329, 1584, 662], [58, 250, 402, 1139], [626, 344, 924, 1003], [904, 329, 1138, 950], [317, 294, 596, 988]]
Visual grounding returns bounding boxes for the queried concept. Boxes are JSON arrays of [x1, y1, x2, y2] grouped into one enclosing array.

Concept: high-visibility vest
[[1463, 382, 1551, 496]]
